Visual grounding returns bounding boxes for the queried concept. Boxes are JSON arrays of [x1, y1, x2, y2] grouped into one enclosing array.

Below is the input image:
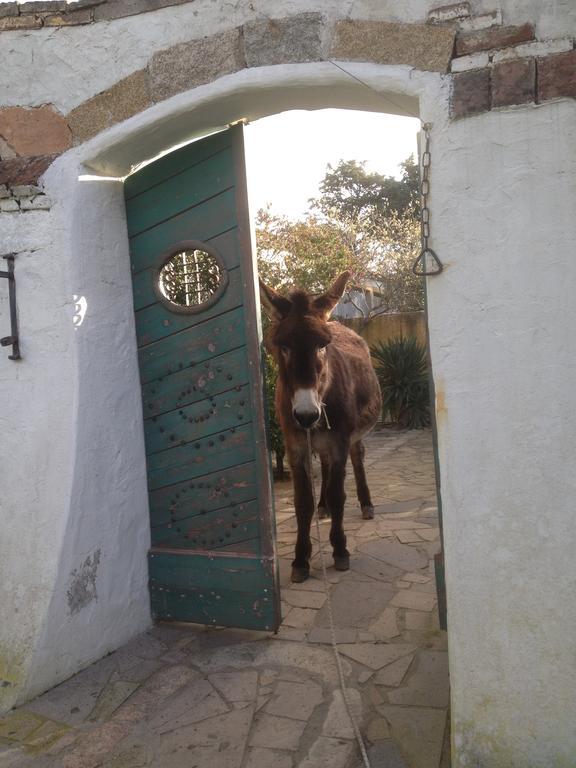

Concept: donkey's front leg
[[317, 458, 330, 519], [290, 458, 314, 583], [326, 447, 350, 571]]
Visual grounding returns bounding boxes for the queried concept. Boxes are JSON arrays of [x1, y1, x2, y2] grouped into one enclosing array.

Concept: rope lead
[[305, 429, 372, 768]]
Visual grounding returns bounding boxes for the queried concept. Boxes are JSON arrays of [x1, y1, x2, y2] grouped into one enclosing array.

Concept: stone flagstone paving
[[0, 429, 449, 768]]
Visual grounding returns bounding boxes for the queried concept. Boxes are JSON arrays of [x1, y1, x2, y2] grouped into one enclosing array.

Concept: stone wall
[[0, 1, 574, 183]]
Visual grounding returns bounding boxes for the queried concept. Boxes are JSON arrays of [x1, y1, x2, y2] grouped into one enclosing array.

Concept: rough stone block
[[11, 184, 41, 197], [537, 49, 576, 102], [0, 15, 42, 30], [0, 2, 18, 18], [458, 10, 502, 32], [0, 184, 9, 198], [428, 2, 470, 24], [331, 19, 456, 73], [244, 13, 324, 67], [0, 155, 56, 187], [67, 69, 151, 143], [0, 197, 19, 212], [491, 58, 535, 108], [44, 8, 94, 26], [456, 22, 535, 56], [451, 68, 491, 118], [451, 51, 489, 73], [149, 28, 245, 103], [19, 195, 52, 211], [94, 0, 190, 22], [0, 106, 72, 158], [491, 38, 572, 63], [18, 1, 66, 12]]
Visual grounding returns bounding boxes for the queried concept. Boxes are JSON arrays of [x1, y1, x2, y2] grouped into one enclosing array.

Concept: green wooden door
[[124, 125, 280, 631]]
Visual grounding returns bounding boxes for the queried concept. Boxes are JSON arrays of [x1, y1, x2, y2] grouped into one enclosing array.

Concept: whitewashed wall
[[1, 2, 575, 766]]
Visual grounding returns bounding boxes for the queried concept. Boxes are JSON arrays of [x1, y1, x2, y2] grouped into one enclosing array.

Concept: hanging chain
[[412, 123, 443, 276]]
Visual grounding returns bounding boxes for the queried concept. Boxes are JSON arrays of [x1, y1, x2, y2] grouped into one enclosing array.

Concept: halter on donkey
[[260, 272, 382, 583]]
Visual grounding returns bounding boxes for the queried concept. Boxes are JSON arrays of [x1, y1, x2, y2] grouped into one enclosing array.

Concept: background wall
[[341, 312, 427, 350]]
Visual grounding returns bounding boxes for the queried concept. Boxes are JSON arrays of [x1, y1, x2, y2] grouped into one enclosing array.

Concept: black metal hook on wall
[[0, 253, 21, 360]]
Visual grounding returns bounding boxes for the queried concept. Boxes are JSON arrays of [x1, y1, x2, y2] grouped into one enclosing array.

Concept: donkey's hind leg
[[350, 440, 374, 520]]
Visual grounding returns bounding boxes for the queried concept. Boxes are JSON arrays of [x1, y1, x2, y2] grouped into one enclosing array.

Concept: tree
[[312, 156, 420, 225], [256, 156, 424, 318], [255, 207, 360, 294]]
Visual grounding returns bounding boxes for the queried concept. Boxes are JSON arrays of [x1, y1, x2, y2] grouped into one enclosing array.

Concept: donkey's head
[[260, 272, 350, 429]]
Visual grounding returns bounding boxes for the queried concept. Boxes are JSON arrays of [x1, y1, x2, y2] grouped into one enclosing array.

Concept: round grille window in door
[[124, 125, 280, 632], [156, 241, 228, 313]]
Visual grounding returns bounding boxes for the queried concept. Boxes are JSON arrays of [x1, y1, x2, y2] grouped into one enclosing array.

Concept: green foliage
[[312, 157, 420, 225], [256, 208, 358, 294], [371, 336, 431, 429]]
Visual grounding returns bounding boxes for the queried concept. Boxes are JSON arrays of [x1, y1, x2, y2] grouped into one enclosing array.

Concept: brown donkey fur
[[260, 272, 382, 582]]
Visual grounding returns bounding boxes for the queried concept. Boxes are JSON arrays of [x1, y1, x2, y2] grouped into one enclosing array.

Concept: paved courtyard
[[0, 429, 448, 768]]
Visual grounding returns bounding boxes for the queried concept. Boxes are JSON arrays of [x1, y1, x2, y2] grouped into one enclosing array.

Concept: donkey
[[260, 271, 382, 582]]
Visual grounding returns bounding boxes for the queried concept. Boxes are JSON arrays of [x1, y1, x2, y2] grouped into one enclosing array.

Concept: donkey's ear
[[313, 271, 351, 318], [259, 278, 292, 320]]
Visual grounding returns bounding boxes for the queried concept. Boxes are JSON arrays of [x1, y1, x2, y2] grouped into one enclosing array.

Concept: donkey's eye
[[280, 346, 290, 356]]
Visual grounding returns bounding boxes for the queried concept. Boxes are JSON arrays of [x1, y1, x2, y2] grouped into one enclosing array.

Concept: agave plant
[[371, 336, 431, 429]]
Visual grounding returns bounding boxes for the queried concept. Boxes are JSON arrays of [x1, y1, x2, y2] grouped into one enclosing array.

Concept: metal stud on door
[[124, 126, 280, 631]]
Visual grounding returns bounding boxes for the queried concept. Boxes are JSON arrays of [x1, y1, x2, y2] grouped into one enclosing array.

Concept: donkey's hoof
[[334, 555, 350, 571], [361, 505, 375, 520], [317, 506, 330, 520], [291, 565, 310, 583]]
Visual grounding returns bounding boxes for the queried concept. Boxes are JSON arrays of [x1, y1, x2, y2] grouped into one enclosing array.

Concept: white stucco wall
[[0, 157, 152, 707], [429, 99, 576, 766], [1, 2, 576, 766]]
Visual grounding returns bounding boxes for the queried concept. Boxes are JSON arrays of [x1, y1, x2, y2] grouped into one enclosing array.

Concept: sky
[[244, 109, 421, 220]]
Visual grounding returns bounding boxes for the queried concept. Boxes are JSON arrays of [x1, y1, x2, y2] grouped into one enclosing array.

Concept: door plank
[[142, 346, 249, 418], [125, 130, 232, 200], [130, 189, 237, 274], [146, 423, 255, 491], [138, 307, 245, 385], [126, 147, 234, 237], [144, 383, 251, 454], [151, 498, 261, 552], [148, 460, 258, 527]]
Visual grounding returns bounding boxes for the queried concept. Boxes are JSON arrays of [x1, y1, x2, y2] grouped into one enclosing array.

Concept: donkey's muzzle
[[293, 408, 321, 429]]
